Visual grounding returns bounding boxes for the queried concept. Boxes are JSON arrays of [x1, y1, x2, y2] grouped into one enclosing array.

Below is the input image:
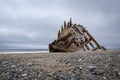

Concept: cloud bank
[[0, 0, 120, 49]]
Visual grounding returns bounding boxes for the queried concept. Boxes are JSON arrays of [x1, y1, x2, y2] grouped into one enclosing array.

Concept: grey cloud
[[0, 0, 120, 49]]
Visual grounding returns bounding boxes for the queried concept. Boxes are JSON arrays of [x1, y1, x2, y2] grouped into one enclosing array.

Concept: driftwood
[[49, 18, 107, 52]]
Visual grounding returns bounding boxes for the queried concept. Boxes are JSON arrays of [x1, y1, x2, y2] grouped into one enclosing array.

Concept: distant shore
[[0, 49, 49, 54], [0, 51, 49, 54], [0, 49, 119, 54], [0, 50, 120, 80]]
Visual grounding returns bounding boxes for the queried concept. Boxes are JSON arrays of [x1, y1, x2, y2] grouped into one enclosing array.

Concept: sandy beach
[[0, 50, 120, 80]]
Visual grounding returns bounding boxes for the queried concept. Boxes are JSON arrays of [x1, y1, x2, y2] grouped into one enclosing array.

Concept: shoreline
[[0, 51, 49, 54], [0, 49, 119, 54]]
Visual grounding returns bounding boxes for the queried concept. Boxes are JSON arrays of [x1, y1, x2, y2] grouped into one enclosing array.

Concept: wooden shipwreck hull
[[49, 18, 107, 52]]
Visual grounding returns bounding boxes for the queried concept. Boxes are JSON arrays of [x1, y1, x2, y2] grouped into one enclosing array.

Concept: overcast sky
[[0, 0, 120, 49]]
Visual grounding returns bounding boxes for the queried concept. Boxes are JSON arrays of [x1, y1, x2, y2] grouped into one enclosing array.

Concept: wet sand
[[0, 50, 120, 80]]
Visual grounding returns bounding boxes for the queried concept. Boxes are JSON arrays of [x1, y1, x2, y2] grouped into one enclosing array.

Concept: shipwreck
[[49, 18, 107, 52]]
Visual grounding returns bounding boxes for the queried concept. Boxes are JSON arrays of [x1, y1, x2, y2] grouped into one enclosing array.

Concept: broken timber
[[49, 18, 107, 52]]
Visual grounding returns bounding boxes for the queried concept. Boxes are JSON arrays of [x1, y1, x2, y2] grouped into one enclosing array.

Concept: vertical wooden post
[[70, 18, 72, 26], [67, 22, 70, 28], [64, 21, 66, 27], [61, 26, 63, 32], [58, 30, 60, 38]]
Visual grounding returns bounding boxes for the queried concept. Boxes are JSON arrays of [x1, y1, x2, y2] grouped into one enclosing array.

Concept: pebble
[[22, 73, 27, 77], [118, 72, 120, 75], [92, 69, 105, 75], [19, 68, 23, 72], [11, 65, 16, 68], [0, 52, 120, 80], [78, 59, 82, 62], [103, 76, 107, 79], [115, 71, 120, 78], [27, 63, 32, 66], [88, 66, 97, 72], [2, 61, 9, 64]]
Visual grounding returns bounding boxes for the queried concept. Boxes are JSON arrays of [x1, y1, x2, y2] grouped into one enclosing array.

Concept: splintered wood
[[49, 18, 107, 52]]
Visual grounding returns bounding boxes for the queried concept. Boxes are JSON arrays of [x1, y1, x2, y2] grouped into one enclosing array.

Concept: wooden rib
[[61, 26, 63, 32], [67, 22, 70, 28], [85, 44, 90, 50], [70, 18, 72, 26], [82, 27, 101, 49], [82, 46, 86, 51], [64, 21, 66, 27], [65, 38, 75, 49], [58, 30, 61, 38], [57, 33, 71, 42], [91, 37, 101, 49], [89, 42, 94, 48]]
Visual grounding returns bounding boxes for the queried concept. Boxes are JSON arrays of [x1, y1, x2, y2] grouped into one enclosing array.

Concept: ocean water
[[0, 49, 49, 54]]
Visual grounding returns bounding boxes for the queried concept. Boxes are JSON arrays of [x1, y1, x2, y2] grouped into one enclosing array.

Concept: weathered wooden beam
[[65, 38, 75, 48], [61, 26, 63, 32], [70, 18, 72, 26], [81, 38, 92, 47], [49, 44, 68, 52], [85, 44, 90, 50], [67, 22, 70, 28], [57, 32, 71, 42], [89, 42, 94, 48], [91, 37, 101, 49], [64, 21, 66, 27], [58, 30, 61, 38], [83, 28, 101, 49], [82, 46, 86, 51]]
